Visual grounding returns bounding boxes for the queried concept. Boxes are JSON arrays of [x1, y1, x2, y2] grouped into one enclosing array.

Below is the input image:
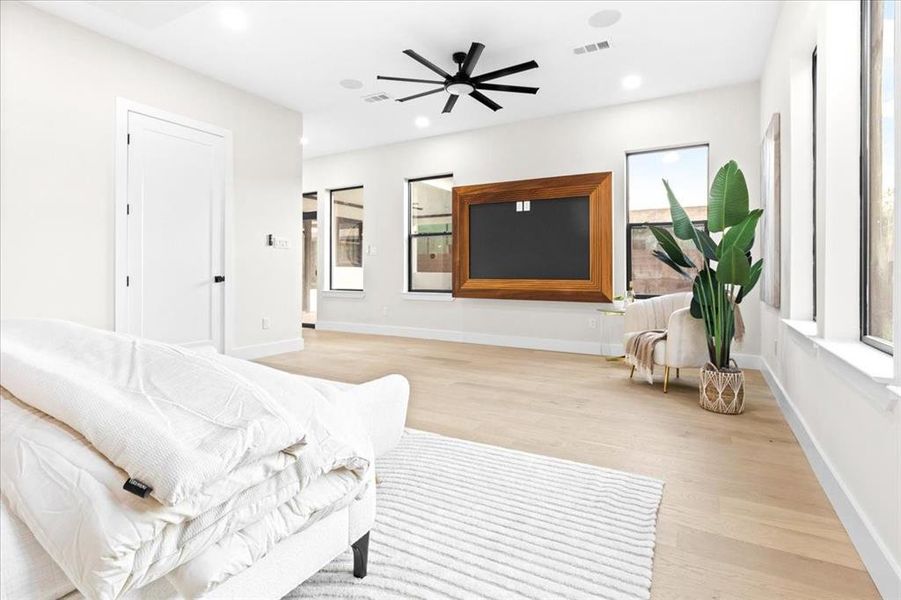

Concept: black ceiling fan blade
[[442, 95, 459, 114], [472, 60, 539, 83], [378, 75, 446, 85], [396, 88, 445, 102], [460, 42, 485, 76], [475, 83, 539, 94], [403, 49, 452, 79], [469, 90, 502, 111]]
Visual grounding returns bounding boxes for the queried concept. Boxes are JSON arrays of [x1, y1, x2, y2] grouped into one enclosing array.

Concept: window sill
[[402, 292, 454, 302], [781, 318, 897, 413], [321, 290, 365, 299], [815, 338, 893, 384], [783, 319, 817, 338]]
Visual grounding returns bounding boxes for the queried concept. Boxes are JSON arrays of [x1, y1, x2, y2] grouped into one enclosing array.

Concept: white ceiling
[[30, 1, 782, 158]]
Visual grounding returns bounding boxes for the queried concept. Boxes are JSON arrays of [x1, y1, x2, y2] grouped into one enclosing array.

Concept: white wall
[[304, 82, 762, 357], [0, 1, 304, 357], [758, 2, 900, 597]]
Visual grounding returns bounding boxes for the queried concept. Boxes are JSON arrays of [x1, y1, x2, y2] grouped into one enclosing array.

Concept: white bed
[[0, 360, 408, 600]]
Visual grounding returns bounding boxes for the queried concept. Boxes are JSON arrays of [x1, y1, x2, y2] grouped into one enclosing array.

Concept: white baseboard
[[761, 360, 901, 600], [316, 320, 763, 368], [732, 353, 762, 370], [229, 337, 304, 360], [318, 320, 602, 354]]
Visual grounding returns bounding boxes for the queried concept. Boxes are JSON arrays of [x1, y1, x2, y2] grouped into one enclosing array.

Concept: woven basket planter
[[699, 364, 745, 414]]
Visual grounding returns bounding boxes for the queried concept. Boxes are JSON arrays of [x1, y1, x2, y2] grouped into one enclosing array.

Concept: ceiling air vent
[[363, 92, 391, 103], [573, 41, 610, 55]]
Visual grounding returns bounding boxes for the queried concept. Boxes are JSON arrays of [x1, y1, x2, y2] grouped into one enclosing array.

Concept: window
[[812, 47, 818, 321], [861, 0, 895, 353], [626, 145, 709, 297], [329, 186, 364, 291], [302, 192, 319, 325], [408, 175, 453, 292]]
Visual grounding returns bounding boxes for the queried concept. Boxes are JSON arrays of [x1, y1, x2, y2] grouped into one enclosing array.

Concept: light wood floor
[[261, 330, 880, 600]]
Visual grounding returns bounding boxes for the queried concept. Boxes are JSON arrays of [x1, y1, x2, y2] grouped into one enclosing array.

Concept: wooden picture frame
[[452, 172, 613, 302]]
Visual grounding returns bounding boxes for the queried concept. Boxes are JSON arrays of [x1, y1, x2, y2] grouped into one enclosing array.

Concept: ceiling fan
[[377, 42, 539, 114]]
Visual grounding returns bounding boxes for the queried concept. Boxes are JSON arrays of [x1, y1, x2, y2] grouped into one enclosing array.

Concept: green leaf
[[651, 249, 691, 279], [708, 161, 749, 232], [718, 209, 763, 258], [662, 179, 716, 261], [662, 179, 695, 240], [690, 297, 703, 319], [694, 227, 718, 261], [736, 259, 763, 303], [717, 244, 751, 285], [649, 225, 695, 268]]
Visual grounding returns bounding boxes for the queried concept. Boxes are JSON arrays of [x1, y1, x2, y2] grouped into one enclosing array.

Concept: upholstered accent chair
[[623, 292, 709, 392]]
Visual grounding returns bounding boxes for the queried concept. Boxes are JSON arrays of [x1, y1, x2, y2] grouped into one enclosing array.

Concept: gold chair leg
[[663, 366, 670, 393], [630, 365, 635, 379]]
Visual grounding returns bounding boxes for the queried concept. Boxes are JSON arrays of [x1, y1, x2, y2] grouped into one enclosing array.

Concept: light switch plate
[[268, 235, 290, 249]]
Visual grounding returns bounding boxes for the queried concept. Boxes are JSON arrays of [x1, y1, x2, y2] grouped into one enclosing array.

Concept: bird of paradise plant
[[648, 160, 763, 370]]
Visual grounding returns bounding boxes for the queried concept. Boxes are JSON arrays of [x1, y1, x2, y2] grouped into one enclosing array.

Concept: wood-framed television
[[452, 172, 613, 302]]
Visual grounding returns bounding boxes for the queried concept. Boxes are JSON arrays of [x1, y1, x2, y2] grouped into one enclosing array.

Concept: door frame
[[114, 98, 235, 353]]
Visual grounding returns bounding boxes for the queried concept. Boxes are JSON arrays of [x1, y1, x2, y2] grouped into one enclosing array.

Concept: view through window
[[330, 187, 364, 291], [627, 145, 709, 297], [302, 192, 318, 325], [862, 0, 895, 352], [408, 175, 453, 292]]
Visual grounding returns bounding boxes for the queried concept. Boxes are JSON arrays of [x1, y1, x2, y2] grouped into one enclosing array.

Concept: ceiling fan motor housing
[[445, 76, 475, 96]]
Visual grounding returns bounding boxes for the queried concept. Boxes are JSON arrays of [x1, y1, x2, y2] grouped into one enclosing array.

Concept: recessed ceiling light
[[219, 7, 247, 31], [588, 9, 621, 28], [621, 74, 642, 90], [414, 116, 430, 129], [299, 136, 309, 146], [340, 79, 363, 90]]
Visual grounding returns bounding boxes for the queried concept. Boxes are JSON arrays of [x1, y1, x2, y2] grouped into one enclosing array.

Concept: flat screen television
[[469, 196, 590, 280]]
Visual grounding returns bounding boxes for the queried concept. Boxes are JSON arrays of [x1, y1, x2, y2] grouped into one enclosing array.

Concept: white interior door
[[125, 111, 225, 350]]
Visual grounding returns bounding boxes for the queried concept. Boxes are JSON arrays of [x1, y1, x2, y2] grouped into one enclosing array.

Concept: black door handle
[[214, 275, 225, 283]]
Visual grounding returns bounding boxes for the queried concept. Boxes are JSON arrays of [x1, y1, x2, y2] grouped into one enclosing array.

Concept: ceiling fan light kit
[[377, 42, 539, 114]]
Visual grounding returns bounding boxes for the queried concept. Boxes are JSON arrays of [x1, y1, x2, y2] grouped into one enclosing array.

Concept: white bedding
[[0, 494, 72, 600], [0, 320, 378, 600]]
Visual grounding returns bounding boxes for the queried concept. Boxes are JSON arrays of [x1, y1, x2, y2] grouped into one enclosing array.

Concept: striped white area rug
[[287, 430, 664, 600]]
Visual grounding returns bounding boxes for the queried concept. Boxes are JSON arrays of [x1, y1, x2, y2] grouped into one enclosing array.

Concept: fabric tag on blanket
[[123, 478, 153, 498]]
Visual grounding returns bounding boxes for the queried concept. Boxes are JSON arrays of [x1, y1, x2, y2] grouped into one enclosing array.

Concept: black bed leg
[[351, 532, 369, 578]]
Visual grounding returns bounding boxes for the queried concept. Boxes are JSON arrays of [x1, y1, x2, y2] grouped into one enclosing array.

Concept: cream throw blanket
[[625, 329, 667, 384]]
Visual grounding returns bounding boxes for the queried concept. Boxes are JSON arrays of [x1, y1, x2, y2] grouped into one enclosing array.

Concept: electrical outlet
[[262, 317, 271, 330], [381, 306, 389, 317], [588, 318, 598, 329]]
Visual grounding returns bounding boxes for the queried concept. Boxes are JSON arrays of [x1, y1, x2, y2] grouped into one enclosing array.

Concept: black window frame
[[407, 174, 453, 293], [812, 47, 818, 322], [329, 185, 364, 292], [859, 0, 894, 354], [625, 143, 710, 299]]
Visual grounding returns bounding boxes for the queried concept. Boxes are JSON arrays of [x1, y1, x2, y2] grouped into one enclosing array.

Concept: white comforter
[[0, 319, 374, 599]]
